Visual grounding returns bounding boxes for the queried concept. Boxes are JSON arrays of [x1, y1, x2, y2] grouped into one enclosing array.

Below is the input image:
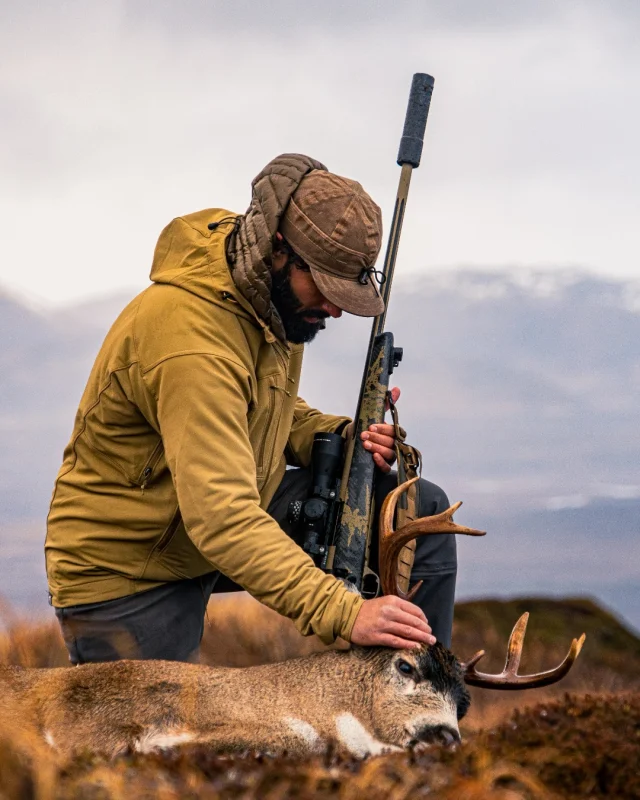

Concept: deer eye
[[396, 660, 414, 677]]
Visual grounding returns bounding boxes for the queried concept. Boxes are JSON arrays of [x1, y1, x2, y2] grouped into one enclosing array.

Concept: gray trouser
[[55, 470, 456, 664]]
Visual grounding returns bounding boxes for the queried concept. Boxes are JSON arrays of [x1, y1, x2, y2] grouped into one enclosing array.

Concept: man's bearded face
[[270, 259, 330, 344]]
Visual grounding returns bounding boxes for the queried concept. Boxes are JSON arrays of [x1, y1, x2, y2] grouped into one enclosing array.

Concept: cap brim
[[309, 266, 385, 317]]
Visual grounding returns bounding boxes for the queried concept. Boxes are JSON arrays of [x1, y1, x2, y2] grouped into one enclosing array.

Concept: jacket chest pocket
[[253, 376, 288, 480], [252, 341, 296, 480]]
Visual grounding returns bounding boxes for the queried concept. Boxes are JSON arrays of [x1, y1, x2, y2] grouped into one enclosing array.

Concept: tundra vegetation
[[0, 595, 638, 800]]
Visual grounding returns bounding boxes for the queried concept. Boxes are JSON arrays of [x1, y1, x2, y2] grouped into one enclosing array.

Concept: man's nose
[[321, 300, 342, 318]]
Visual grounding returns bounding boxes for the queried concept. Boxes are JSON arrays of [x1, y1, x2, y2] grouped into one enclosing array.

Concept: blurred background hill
[[1, 267, 638, 630]]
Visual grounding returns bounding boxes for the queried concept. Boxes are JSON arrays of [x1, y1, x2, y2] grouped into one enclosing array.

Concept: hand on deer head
[[350, 595, 436, 649]]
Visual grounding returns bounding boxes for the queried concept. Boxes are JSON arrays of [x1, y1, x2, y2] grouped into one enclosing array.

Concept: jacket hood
[[149, 207, 260, 327]]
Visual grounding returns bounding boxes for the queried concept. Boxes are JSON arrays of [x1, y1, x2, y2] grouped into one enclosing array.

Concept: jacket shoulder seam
[[139, 350, 250, 376]]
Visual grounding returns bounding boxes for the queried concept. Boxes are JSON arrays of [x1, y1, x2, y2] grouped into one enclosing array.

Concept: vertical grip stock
[[397, 73, 434, 168]]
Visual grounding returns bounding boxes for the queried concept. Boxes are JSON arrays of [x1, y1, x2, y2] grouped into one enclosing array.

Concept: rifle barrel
[[356, 73, 435, 414]]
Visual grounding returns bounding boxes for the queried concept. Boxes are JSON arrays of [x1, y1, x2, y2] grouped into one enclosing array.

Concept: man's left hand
[[359, 386, 401, 474]]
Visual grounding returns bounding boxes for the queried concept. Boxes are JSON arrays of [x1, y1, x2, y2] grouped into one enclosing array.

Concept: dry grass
[[200, 592, 337, 667], [0, 595, 638, 798]]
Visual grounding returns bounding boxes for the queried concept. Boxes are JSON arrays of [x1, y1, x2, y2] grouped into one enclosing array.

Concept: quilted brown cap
[[279, 170, 384, 317]]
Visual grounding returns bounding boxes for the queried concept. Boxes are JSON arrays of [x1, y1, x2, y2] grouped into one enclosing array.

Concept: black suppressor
[[287, 432, 344, 569]]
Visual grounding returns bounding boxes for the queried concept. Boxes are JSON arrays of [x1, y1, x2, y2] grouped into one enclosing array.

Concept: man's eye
[[396, 660, 414, 676]]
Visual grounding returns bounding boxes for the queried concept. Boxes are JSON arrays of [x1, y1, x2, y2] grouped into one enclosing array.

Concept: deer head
[[379, 478, 586, 691]]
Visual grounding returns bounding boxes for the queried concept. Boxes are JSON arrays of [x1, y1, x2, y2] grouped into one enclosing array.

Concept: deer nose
[[413, 724, 460, 747], [434, 725, 460, 746]]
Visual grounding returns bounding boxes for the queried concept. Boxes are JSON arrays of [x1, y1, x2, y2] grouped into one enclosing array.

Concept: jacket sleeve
[[286, 396, 352, 468], [143, 353, 363, 644]]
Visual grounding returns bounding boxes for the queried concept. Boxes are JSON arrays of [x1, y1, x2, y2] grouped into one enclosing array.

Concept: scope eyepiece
[[311, 432, 344, 495]]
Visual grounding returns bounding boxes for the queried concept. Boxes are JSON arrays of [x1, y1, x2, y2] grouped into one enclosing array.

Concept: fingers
[[382, 619, 434, 646], [384, 386, 401, 411], [367, 423, 395, 439], [388, 607, 432, 635], [384, 598, 434, 640], [363, 442, 396, 472], [373, 452, 392, 474], [387, 595, 429, 624], [376, 634, 425, 650], [361, 425, 396, 470], [361, 432, 393, 449], [382, 604, 434, 645], [350, 597, 437, 650]]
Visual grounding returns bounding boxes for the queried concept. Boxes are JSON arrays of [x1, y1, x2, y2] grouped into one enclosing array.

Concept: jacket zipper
[[140, 467, 152, 495], [256, 383, 276, 473], [137, 442, 164, 494], [256, 342, 292, 475]]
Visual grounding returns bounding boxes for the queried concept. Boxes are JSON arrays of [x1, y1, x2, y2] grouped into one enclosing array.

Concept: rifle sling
[[387, 396, 423, 595]]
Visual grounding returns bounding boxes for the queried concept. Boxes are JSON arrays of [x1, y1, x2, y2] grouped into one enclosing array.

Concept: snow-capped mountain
[[1, 269, 638, 628]]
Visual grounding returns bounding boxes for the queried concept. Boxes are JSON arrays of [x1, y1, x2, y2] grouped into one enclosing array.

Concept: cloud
[[9, 0, 634, 37], [1, 0, 640, 304]]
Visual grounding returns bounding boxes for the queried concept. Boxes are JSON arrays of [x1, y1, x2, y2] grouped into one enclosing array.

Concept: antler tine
[[504, 610, 529, 675], [379, 478, 486, 599], [463, 613, 587, 690]]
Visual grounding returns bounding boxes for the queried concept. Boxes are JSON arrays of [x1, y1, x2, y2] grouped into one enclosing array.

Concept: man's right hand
[[350, 596, 437, 649]]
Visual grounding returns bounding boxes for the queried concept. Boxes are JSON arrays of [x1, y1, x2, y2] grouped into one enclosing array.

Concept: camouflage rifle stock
[[328, 73, 435, 596]]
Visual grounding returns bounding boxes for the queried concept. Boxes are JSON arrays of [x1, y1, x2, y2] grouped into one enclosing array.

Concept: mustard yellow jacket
[[45, 209, 363, 644]]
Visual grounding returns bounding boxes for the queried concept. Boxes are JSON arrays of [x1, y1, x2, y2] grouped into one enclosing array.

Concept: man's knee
[[412, 478, 457, 576], [416, 478, 450, 517]]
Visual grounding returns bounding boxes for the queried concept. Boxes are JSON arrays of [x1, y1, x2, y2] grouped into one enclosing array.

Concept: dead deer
[[0, 481, 585, 758]]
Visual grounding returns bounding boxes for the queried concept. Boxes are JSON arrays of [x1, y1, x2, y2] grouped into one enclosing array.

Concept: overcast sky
[[2, 0, 639, 306]]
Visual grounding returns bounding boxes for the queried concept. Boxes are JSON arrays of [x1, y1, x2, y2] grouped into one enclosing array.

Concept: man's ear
[[272, 231, 287, 256]]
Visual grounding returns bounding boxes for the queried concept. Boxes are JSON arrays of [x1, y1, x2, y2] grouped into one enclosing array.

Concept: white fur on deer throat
[[284, 717, 323, 752], [134, 730, 195, 753], [335, 713, 401, 757]]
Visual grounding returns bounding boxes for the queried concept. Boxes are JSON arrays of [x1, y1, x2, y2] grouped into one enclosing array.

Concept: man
[[45, 154, 456, 664]]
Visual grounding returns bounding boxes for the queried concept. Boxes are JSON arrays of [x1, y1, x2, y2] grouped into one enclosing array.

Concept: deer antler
[[379, 477, 486, 600], [462, 612, 586, 689], [380, 480, 586, 687]]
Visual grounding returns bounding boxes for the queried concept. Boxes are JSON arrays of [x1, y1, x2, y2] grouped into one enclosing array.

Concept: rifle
[[287, 74, 434, 597]]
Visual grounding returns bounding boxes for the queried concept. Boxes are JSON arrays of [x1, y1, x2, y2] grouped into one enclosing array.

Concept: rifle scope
[[287, 432, 344, 569]]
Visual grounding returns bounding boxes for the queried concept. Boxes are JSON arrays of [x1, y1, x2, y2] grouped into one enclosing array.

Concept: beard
[[270, 262, 329, 344]]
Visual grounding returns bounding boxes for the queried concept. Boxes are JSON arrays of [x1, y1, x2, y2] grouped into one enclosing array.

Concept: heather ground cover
[[0, 596, 638, 799]]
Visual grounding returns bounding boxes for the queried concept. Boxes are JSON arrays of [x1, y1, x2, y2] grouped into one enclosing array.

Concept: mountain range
[[1, 269, 638, 630]]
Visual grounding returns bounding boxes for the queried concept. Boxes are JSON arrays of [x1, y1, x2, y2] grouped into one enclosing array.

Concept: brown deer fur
[[0, 642, 469, 758]]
